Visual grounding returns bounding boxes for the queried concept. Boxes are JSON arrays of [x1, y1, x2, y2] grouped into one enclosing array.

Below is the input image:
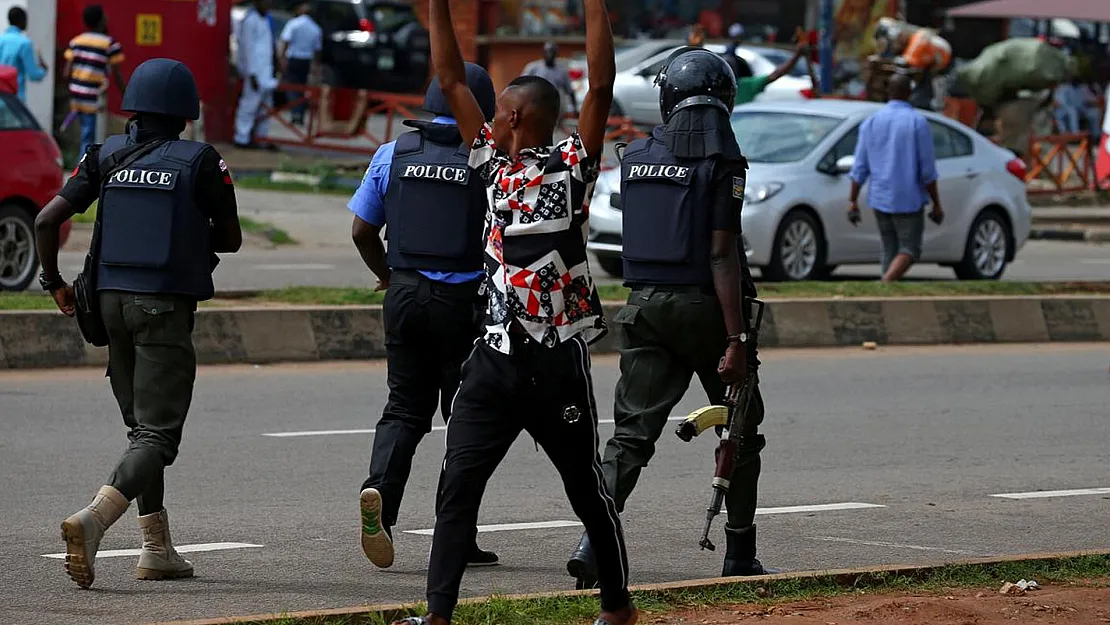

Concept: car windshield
[[0, 94, 38, 131], [731, 111, 843, 163], [370, 4, 414, 31], [316, 1, 360, 31]]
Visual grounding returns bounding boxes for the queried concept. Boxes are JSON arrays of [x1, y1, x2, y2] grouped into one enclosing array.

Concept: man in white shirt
[[234, 0, 278, 149], [279, 2, 322, 125]]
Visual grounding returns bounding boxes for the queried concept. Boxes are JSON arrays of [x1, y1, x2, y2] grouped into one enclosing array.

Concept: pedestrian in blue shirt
[[348, 62, 500, 571], [278, 3, 322, 125], [847, 74, 944, 283], [0, 7, 47, 102]]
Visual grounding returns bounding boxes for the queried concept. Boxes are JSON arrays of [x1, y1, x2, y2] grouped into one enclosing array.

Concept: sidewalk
[[1030, 206, 1110, 241]]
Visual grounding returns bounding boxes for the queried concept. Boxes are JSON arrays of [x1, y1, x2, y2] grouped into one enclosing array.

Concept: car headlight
[[744, 182, 784, 205]]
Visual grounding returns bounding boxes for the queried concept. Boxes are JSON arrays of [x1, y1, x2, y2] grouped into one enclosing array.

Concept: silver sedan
[[587, 99, 1032, 281]]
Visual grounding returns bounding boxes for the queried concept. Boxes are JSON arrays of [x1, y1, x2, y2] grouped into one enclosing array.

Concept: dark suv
[[272, 0, 430, 93]]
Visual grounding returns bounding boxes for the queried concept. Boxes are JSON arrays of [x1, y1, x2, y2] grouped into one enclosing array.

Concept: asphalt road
[[1, 344, 1108, 625], [45, 189, 1110, 292]]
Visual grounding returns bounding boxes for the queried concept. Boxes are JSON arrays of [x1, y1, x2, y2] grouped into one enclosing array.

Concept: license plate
[[377, 51, 394, 70]]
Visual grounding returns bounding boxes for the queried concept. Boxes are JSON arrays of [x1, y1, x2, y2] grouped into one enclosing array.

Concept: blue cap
[[121, 58, 201, 120], [424, 62, 496, 123]]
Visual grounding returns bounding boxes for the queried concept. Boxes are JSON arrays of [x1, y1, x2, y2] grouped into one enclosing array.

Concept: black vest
[[96, 134, 214, 300], [384, 123, 486, 272], [620, 132, 716, 286]]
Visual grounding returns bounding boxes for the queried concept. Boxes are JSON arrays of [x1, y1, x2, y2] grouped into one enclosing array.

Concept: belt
[[389, 269, 481, 292]]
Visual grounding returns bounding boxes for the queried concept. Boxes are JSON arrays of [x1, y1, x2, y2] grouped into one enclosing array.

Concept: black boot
[[467, 542, 499, 567], [722, 525, 780, 576], [566, 532, 599, 589]]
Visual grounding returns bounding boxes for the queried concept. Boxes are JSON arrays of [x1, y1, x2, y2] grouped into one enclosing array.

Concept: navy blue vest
[[96, 134, 214, 300], [620, 133, 716, 286], [384, 124, 486, 272]]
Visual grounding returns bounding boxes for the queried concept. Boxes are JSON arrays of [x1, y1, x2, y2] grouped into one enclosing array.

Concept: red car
[[0, 78, 70, 291]]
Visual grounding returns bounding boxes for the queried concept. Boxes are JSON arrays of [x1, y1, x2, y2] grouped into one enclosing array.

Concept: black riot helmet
[[655, 47, 737, 123], [423, 62, 497, 123], [121, 58, 201, 121]]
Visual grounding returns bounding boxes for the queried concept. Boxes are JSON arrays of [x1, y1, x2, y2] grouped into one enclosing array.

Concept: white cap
[[729, 23, 744, 39]]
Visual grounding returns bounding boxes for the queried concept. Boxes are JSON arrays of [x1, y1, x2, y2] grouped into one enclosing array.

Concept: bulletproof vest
[[96, 134, 214, 300], [384, 123, 486, 272], [620, 133, 716, 286]]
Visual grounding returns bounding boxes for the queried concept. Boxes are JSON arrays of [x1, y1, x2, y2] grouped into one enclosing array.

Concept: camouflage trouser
[[601, 286, 766, 529]]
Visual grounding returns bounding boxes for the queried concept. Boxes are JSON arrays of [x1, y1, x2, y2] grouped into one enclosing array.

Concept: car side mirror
[[835, 155, 855, 174], [638, 67, 656, 79], [609, 192, 622, 209]]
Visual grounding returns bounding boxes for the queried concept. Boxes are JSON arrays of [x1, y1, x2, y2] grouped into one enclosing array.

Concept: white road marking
[[41, 542, 263, 559], [404, 520, 582, 536], [251, 263, 336, 271], [264, 415, 687, 437], [755, 502, 885, 515], [1079, 259, 1110, 265], [404, 503, 884, 536], [807, 536, 977, 555], [990, 487, 1110, 500]]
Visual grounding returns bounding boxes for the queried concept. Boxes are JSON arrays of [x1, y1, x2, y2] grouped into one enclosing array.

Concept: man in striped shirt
[[64, 5, 127, 159]]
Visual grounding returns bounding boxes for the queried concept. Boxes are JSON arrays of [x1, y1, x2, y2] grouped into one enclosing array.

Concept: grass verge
[[235, 176, 354, 196], [240, 554, 1110, 625], [238, 216, 297, 246], [3, 281, 1109, 312]]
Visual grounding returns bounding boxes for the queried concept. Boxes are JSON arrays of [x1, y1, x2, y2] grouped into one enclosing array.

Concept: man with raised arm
[[388, 2, 636, 625]]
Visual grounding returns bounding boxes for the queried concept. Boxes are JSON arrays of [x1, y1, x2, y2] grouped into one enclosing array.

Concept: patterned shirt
[[64, 32, 124, 114], [469, 123, 606, 355]]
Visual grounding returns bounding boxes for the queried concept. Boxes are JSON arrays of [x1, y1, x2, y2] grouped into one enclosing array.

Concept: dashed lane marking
[[404, 520, 582, 536], [41, 542, 263, 559], [251, 264, 336, 271], [755, 502, 886, 515], [990, 487, 1110, 500]]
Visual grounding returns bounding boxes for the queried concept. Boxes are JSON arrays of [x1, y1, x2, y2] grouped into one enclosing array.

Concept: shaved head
[[888, 73, 912, 101], [506, 75, 561, 126]]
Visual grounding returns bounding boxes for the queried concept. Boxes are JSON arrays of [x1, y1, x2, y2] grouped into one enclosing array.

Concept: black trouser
[[427, 334, 631, 621], [361, 271, 482, 529], [602, 285, 766, 529], [283, 57, 312, 122], [100, 291, 198, 516]]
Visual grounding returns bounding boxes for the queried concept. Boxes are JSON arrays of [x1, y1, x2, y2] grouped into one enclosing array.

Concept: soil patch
[[648, 582, 1110, 625]]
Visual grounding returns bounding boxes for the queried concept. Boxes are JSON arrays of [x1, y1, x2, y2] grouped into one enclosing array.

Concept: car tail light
[[800, 88, 816, 99], [568, 68, 584, 81], [359, 18, 375, 33], [1005, 158, 1027, 181]]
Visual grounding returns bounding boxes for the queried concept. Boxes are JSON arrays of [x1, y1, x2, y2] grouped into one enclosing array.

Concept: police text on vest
[[109, 169, 177, 188], [626, 165, 691, 180], [400, 164, 469, 184]]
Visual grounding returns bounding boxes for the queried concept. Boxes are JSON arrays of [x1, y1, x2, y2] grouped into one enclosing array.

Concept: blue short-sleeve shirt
[[348, 116, 484, 284]]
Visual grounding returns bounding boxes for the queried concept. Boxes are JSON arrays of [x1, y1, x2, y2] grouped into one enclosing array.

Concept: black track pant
[[426, 334, 631, 621], [361, 271, 481, 529]]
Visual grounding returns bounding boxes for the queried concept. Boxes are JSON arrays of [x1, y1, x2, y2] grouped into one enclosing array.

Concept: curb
[[1030, 228, 1110, 242], [3, 296, 1109, 370], [149, 549, 1110, 625]]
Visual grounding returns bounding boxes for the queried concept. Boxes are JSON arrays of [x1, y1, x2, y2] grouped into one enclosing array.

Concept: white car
[[574, 43, 814, 125], [587, 99, 1032, 281]]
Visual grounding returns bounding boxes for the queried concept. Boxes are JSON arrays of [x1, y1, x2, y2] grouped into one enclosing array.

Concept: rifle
[[674, 298, 765, 551]]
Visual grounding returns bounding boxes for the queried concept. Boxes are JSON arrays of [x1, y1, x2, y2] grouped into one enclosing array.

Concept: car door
[[921, 120, 976, 260], [811, 122, 879, 263]]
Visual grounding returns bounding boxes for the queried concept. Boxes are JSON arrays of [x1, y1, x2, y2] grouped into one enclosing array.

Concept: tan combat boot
[[60, 485, 130, 588], [136, 509, 194, 580]]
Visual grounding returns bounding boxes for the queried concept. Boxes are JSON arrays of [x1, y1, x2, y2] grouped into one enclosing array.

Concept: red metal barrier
[[1025, 133, 1099, 195], [237, 80, 649, 155]]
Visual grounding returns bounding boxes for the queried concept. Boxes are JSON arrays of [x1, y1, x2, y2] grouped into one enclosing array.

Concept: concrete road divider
[[2, 296, 1108, 370]]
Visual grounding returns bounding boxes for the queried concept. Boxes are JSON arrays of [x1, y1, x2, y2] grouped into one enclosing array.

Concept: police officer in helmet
[[567, 47, 775, 585], [348, 62, 498, 570], [34, 58, 242, 589]]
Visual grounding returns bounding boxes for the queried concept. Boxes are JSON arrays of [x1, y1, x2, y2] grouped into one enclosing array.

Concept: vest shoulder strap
[[161, 140, 211, 166], [624, 136, 654, 159], [97, 135, 131, 170], [394, 130, 424, 156]]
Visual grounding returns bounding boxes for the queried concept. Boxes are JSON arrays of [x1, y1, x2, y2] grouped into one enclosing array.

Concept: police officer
[[348, 62, 498, 570], [566, 47, 775, 585], [34, 58, 241, 589]]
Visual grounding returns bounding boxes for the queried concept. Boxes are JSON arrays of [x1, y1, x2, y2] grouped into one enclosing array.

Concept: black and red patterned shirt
[[469, 123, 606, 354]]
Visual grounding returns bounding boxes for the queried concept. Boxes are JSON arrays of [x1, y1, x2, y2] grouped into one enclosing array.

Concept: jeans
[[283, 58, 312, 123], [78, 112, 97, 160]]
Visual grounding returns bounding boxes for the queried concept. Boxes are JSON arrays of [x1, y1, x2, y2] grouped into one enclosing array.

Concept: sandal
[[392, 618, 429, 625]]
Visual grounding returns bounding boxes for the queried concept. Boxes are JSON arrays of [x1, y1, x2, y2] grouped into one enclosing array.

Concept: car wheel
[[596, 255, 624, 278], [764, 210, 826, 282], [954, 209, 1010, 280], [0, 204, 40, 292]]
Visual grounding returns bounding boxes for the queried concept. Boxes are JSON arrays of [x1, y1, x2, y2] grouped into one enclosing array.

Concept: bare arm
[[62, 59, 72, 81], [429, 0, 485, 145], [110, 64, 127, 96], [710, 230, 744, 337], [352, 217, 389, 287], [576, 0, 615, 158], [34, 197, 79, 282], [765, 44, 806, 85]]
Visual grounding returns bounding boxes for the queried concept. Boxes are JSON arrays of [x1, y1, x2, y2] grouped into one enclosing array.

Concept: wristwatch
[[39, 270, 65, 292], [727, 332, 748, 345]]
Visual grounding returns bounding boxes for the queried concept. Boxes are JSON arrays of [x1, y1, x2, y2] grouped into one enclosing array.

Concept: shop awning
[[947, 0, 1110, 22]]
